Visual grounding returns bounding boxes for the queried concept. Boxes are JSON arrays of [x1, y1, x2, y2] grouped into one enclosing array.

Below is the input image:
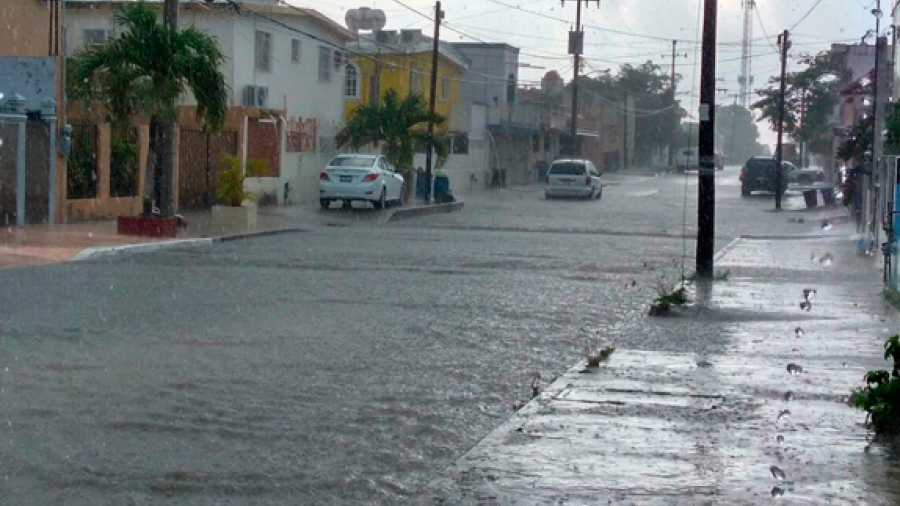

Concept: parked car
[[740, 156, 798, 196], [545, 159, 602, 200], [319, 154, 405, 210]]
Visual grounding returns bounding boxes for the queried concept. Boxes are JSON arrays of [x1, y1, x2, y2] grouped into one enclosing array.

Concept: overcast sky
[[292, 0, 884, 144]]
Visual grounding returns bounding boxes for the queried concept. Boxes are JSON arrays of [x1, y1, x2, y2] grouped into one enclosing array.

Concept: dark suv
[[740, 157, 797, 196]]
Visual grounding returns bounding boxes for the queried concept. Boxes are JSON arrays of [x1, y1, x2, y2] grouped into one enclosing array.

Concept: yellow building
[[342, 29, 468, 125]]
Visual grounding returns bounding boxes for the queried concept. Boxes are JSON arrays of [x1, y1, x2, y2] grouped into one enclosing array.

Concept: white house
[[65, 0, 353, 207]]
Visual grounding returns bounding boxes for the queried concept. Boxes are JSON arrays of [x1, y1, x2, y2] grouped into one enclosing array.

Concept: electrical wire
[[754, 3, 780, 53], [790, 0, 828, 31]]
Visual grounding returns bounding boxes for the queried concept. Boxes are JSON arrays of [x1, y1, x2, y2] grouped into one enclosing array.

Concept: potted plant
[[212, 155, 268, 228]]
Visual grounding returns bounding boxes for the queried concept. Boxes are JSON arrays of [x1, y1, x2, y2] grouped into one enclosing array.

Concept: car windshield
[[5, 3, 894, 506], [549, 162, 586, 175], [329, 156, 377, 167]]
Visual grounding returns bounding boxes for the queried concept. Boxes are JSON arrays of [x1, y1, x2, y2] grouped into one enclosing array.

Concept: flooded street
[[0, 171, 886, 505]]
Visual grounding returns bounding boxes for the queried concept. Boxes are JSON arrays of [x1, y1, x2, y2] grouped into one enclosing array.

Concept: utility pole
[[774, 29, 790, 211], [623, 89, 629, 170], [424, 1, 443, 202], [696, 0, 718, 278], [562, 0, 599, 158], [729, 94, 738, 163], [798, 86, 806, 168], [156, 0, 179, 216], [666, 40, 687, 167]]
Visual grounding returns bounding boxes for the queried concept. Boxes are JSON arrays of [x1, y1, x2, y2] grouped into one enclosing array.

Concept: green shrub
[[850, 335, 900, 435], [217, 155, 267, 206]]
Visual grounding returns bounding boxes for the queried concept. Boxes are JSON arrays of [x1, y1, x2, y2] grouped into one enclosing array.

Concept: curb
[[387, 201, 464, 222], [70, 238, 214, 262], [69, 227, 307, 262], [713, 236, 742, 263], [214, 227, 306, 243]]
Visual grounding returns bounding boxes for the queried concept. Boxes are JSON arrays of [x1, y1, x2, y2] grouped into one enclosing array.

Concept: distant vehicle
[[545, 159, 602, 200], [319, 154, 405, 210], [740, 156, 798, 196], [674, 149, 697, 172], [673, 149, 724, 172]]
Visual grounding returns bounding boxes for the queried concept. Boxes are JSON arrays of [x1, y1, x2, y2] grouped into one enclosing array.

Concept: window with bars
[[291, 39, 301, 64], [344, 63, 359, 99], [411, 69, 421, 95], [255, 31, 272, 73], [318, 46, 332, 81], [83, 29, 107, 48], [440, 76, 450, 100]]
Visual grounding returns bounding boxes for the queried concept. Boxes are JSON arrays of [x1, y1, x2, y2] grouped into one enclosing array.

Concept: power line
[[753, 3, 779, 52], [790, 0, 828, 31]]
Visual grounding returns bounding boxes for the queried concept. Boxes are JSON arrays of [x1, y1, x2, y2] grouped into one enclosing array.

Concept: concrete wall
[[454, 44, 519, 108], [0, 0, 60, 57]]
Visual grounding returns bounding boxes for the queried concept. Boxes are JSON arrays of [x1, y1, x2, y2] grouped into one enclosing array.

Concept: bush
[[850, 335, 900, 435], [217, 155, 268, 206]]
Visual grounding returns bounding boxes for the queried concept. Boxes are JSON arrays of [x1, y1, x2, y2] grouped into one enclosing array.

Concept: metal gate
[[178, 129, 238, 210]]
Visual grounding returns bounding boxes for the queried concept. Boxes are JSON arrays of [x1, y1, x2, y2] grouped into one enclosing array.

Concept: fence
[[67, 123, 98, 200], [178, 129, 238, 210], [110, 127, 139, 197]]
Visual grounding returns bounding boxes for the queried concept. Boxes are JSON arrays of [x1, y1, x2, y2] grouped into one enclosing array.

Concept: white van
[[545, 159, 602, 200]]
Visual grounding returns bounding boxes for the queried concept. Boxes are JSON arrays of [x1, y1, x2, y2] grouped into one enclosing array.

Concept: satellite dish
[[345, 7, 387, 33]]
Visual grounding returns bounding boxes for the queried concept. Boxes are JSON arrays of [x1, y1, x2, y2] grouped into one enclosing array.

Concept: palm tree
[[68, 2, 227, 214], [336, 89, 447, 180]]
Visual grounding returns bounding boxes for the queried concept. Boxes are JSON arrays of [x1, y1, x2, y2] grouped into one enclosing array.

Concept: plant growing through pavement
[[850, 334, 900, 435]]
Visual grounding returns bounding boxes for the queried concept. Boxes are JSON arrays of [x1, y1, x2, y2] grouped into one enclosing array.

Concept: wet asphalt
[[0, 168, 851, 505]]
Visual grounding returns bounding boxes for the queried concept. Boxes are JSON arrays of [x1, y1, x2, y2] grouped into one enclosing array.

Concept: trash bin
[[803, 190, 818, 209]]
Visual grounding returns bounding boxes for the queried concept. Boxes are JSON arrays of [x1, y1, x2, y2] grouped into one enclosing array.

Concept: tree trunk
[[157, 122, 176, 216]]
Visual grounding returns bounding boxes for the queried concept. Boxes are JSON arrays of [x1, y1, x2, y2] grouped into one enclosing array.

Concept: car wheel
[[319, 199, 330, 210], [596, 186, 603, 200], [373, 188, 386, 210]]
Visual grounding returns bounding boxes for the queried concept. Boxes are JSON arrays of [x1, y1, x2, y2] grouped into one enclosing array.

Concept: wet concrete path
[[417, 236, 900, 505]]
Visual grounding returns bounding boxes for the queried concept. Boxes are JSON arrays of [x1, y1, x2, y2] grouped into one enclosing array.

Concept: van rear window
[[549, 163, 586, 175]]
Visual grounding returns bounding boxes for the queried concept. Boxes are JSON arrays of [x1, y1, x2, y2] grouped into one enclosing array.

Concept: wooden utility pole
[[774, 29, 790, 211], [623, 89, 629, 170], [156, 0, 179, 216], [696, 0, 718, 278], [424, 1, 443, 202], [562, 1, 599, 158], [798, 86, 806, 168]]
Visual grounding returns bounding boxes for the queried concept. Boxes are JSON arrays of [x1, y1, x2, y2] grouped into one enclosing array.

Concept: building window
[[318, 46, 332, 81], [255, 31, 272, 73], [440, 76, 450, 100], [83, 29, 107, 48], [291, 39, 301, 64], [411, 69, 421, 95], [451, 132, 469, 154], [344, 63, 359, 99]]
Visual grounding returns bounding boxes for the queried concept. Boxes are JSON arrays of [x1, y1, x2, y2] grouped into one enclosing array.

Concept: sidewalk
[[0, 200, 463, 269], [416, 233, 900, 505]]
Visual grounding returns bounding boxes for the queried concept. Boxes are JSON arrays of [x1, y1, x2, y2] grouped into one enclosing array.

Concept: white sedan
[[319, 154, 405, 210]]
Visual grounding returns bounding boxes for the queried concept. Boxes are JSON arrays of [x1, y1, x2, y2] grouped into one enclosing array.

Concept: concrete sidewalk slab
[[415, 236, 900, 506]]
